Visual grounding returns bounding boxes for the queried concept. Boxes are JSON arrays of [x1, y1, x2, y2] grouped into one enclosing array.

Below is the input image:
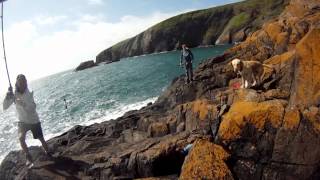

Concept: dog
[[231, 58, 274, 88]]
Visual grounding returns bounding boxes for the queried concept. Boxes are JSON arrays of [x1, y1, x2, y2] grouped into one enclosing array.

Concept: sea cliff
[[76, 0, 289, 71]]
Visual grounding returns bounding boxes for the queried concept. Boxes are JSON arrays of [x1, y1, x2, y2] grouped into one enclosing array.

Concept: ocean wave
[[80, 97, 158, 126], [25, 97, 158, 148]]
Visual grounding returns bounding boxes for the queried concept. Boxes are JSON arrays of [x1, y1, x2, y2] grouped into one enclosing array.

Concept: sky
[[0, 0, 241, 93]]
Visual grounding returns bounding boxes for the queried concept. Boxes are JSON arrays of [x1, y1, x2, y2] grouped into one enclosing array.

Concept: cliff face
[[95, 0, 289, 64], [1, 0, 320, 179]]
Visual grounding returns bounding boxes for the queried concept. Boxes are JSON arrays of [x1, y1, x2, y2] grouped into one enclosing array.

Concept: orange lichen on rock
[[148, 122, 169, 137], [264, 22, 283, 42], [283, 109, 301, 130], [290, 28, 320, 109], [283, 0, 319, 18], [179, 139, 233, 180], [303, 107, 320, 133], [218, 100, 285, 142], [264, 51, 295, 66], [191, 99, 216, 121], [276, 32, 289, 45]]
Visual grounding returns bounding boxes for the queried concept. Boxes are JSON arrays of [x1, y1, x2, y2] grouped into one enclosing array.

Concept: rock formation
[[94, 0, 288, 65], [1, 0, 320, 179], [75, 60, 97, 71]]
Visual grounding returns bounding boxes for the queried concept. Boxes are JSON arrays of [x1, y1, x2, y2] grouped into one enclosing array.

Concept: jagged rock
[[263, 89, 290, 100], [179, 139, 233, 180], [176, 122, 185, 133], [289, 28, 320, 109], [217, 100, 286, 144], [148, 122, 169, 137], [180, 99, 217, 132], [75, 60, 96, 71]]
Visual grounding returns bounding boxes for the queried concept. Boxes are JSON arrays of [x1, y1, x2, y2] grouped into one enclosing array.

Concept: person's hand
[[8, 86, 13, 94], [6, 86, 14, 97]]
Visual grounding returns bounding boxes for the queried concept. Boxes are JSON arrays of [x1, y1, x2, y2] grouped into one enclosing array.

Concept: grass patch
[[228, 12, 250, 30]]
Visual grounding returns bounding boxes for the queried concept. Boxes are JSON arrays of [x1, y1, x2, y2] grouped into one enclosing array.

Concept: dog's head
[[231, 58, 242, 72]]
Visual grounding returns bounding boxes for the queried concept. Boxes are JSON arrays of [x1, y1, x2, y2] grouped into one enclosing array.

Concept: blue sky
[[0, 0, 240, 92], [6, 0, 241, 23]]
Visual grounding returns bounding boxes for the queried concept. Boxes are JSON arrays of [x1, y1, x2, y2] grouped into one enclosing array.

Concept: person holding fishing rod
[[180, 44, 194, 84], [0, 0, 52, 167], [3, 75, 52, 166]]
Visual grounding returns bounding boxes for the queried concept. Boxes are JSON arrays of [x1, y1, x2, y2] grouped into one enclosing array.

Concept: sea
[[0, 45, 231, 163]]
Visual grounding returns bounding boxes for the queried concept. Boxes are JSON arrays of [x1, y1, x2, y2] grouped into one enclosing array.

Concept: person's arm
[[180, 52, 183, 66], [189, 49, 194, 61], [3, 87, 14, 110]]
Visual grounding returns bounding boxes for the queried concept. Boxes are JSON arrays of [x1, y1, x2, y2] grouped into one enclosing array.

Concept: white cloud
[[0, 10, 184, 94], [35, 15, 68, 25], [88, 0, 104, 5]]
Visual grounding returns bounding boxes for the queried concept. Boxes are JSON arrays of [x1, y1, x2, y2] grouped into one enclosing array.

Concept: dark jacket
[[180, 48, 194, 64]]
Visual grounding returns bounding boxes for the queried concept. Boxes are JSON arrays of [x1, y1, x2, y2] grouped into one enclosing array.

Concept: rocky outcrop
[[75, 60, 97, 71], [95, 0, 289, 65], [179, 139, 233, 179], [1, 0, 320, 179]]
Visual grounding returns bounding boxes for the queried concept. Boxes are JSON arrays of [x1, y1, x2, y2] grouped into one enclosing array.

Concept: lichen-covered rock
[[218, 100, 285, 143], [289, 28, 320, 109], [148, 122, 169, 137], [182, 99, 218, 132], [179, 139, 233, 180], [265, 107, 320, 180]]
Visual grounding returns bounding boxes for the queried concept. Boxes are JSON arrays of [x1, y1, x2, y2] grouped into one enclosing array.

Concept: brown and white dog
[[231, 58, 274, 88]]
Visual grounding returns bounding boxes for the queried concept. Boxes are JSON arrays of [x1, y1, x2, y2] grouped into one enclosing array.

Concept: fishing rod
[[0, 0, 12, 89]]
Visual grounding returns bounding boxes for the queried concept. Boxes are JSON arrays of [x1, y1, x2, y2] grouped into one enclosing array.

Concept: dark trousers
[[185, 62, 193, 83]]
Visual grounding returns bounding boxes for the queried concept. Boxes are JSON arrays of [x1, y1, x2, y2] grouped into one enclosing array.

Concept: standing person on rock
[[3, 74, 52, 167], [180, 44, 194, 84]]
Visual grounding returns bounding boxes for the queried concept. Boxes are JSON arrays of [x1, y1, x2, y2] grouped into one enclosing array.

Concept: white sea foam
[[0, 97, 158, 163], [80, 97, 157, 126]]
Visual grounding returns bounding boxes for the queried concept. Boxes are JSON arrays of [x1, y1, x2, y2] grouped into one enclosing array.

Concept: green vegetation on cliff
[[228, 12, 250, 29], [95, 0, 289, 64]]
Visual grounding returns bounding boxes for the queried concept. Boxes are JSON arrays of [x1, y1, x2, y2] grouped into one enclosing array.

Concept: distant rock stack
[[75, 60, 96, 71]]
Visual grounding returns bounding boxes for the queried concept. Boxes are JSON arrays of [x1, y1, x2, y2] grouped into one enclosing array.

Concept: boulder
[[75, 60, 96, 71], [183, 99, 217, 132], [218, 100, 286, 144], [179, 139, 233, 180], [148, 122, 169, 137]]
